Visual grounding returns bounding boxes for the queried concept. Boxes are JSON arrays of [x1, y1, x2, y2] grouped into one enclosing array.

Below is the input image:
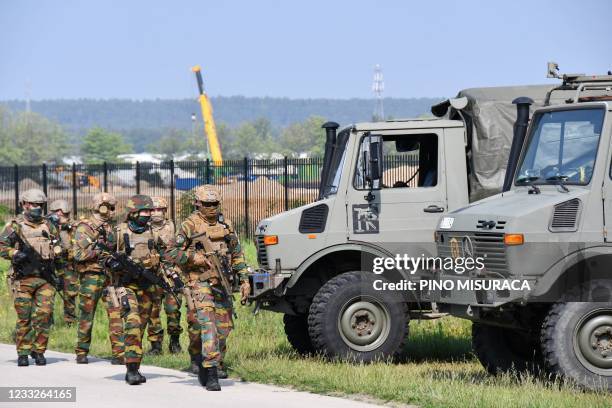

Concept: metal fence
[[0, 158, 323, 239], [0, 154, 418, 239]]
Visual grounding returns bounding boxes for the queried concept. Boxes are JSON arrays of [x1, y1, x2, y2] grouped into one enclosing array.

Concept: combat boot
[[76, 354, 88, 364], [146, 341, 162, 355], [32, 352, 46, 366], [168, 335, 182, 354], [125, 363, 141, 385], [110, 356, 125, 365], [217, 363, 228, 379], [204, 367, 221, 391], [188, 354, 201, 374], [135, 362, 146, 384], [17, 355, 29, 367]]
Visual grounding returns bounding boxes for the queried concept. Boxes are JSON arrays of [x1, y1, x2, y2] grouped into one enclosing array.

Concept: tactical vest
[[152, 220, 175, 246], [13, 218, 55, 276], [74, 216, 112, 273], [117, 223, 160, 270], [184, 214, 231, 281], [187, 215, 230, 255], [59, 229, 72, 251]]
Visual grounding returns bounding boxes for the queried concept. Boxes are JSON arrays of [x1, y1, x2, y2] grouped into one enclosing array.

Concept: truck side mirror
[[365, 134, 383, 190]]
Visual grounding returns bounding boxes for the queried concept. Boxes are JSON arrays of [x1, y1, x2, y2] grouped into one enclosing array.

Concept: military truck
[[249, 80, 573, 361], [433, 64, 612, 390]]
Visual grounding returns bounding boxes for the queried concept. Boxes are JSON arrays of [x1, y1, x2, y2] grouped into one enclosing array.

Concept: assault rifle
[[96, 227, 182, 305], [194, 241, 233, 298], [10, 230, 64, 298]]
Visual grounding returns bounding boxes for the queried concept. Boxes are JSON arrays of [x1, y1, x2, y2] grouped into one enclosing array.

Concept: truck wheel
[[472, 323, 543, 375], [307, 271, 408, 362], [283, 314, 315, 355], [541, 301, 612, 391]]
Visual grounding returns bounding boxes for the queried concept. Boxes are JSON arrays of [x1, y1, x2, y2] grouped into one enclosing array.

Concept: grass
[[1, 245, 611, 407]]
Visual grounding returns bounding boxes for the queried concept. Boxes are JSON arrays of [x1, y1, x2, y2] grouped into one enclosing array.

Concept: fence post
[[284, 156, 289, 211], [205, 159, 211, 184], [169, 160, 176, 224], [14, 164, 19, 215], [244, 157, 249, 238], [103, 161, 108, 192], [42, 163, 48, 214], [136, 161, 141, 194], [72, 163, 78, 218]]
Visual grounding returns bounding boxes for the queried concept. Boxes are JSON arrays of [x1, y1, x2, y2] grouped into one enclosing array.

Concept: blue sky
[[1, 0, 610, 99]]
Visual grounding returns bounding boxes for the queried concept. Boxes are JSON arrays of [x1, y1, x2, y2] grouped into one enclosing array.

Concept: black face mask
[[128, 214, 150, 233], [26, 206, 44, 222], [47, 213, 60, 226], [135, 215, 151, 226]]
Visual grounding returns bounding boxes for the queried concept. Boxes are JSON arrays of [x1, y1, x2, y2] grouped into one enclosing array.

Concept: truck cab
[[433, 66, 612, 390], [250, 84, 560, 361]]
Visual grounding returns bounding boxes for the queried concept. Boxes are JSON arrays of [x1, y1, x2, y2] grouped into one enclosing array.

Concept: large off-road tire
[[472, 323, 544, 376], [541, 300, 612, 391], [307, 271, 409, 362], [283, 314, 315, 355]]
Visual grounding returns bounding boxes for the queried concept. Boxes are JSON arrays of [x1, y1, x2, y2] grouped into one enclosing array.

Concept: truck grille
[[437, 232, 507, 274], [255, 235, 269, 269]]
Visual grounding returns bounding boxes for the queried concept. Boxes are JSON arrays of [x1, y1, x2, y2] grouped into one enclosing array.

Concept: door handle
[[423, 205, 445, 213]]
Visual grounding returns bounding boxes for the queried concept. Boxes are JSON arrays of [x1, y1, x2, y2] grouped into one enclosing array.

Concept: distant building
[[117, 153, 163, 164], [61, 156, 83, 165]]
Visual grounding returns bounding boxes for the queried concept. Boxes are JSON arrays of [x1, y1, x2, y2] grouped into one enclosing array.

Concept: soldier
[[106, 194, 161, 385], [0, 189, 60, 366], [165, 185, 250, 391], [73, 193, 124, 365], [145, 196, 183, 355], [47, 199, 79, 326]]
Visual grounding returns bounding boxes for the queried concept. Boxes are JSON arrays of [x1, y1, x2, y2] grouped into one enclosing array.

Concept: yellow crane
[[191, 65, 223, 164]]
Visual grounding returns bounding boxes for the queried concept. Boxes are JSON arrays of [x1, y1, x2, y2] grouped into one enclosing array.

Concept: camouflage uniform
[[145, 196, 183, 354], [107, 194, 163, 385], [73, 193, 124, 364], [0, 189, 60, 366], [165, 185, 250, 391], [48, 199, 79, 325]]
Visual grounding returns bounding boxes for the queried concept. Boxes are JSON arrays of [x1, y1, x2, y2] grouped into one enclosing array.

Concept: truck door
[[346, 130, 447, 253]]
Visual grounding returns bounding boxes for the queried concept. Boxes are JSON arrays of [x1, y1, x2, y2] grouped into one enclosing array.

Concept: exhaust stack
[[502, 97, 534, 192], [318, 122, 340, 199]]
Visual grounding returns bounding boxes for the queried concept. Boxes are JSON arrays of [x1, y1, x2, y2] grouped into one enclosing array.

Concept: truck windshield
[[515, 107, 605, 186], [321, 129, 350, 197]]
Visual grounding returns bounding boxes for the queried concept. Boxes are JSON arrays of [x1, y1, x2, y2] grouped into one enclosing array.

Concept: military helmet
[[126, 194, 154, 213], [91, 192, 117, 210], [152, 196, 168, 209], [21, 188, 47, 204], [194, 185, 221, 203], [49, 199, 70, 213]]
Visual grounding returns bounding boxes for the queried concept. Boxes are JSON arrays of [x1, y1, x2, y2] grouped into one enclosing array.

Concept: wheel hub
[[338, 297, 391, 352], [574, 310, 612, 374]]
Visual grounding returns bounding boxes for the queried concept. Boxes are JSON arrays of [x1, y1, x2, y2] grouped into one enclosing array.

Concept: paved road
[[0, 344, 381, 408]]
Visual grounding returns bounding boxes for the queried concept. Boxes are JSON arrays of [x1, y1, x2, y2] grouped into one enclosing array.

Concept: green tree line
[[0, 105, 332, 164], [2, 96, 439, 130]]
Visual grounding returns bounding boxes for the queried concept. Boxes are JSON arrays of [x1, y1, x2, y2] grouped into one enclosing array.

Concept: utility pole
[[372, 64, 385, 122]]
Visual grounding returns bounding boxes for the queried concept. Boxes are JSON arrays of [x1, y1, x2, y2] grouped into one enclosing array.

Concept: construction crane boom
[[191, 65, 223, 164]]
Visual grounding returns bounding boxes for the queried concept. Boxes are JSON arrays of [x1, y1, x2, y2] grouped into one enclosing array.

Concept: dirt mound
[[19, 178, 42, 193]]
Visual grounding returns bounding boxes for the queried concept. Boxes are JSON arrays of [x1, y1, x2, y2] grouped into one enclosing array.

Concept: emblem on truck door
[[352, 204, 379, 234]]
